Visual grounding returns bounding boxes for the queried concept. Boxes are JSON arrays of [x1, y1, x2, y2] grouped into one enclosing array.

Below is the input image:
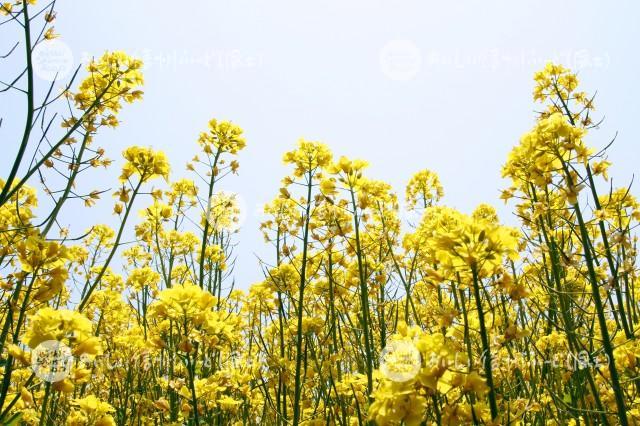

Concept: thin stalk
[[349, 187, 374, 401], [78, 178, 144, 311], [292, 170, 314, 426], [471, 267, 498, 420], [0, 3, 34, 205]]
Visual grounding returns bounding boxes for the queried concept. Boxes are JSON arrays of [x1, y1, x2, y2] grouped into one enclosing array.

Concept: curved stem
[[78, 178, 143, 311]]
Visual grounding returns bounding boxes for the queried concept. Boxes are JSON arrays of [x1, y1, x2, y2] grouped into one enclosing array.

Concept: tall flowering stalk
[[279, 140, 333, 425]]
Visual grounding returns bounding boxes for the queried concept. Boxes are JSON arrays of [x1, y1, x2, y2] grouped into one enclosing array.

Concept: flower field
[[1, 2, 639, 425]]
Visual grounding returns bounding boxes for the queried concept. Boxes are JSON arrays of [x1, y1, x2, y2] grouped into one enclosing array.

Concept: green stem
[[471, 267, 498, 420], [198, 150, 221, 288], [572, 199, 629, 426], [78, 178, 143, 311], [350, 188, 374, 402], [0, 2, 34, 206], [38, 382, 51, 426], [41, 132, 91, 237], [292, 170, 314, 426]]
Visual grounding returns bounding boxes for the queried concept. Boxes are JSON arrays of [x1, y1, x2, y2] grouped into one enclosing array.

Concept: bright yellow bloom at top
[[405, 169, 443, 209], [283, 138, 333, 177], [533, 62, 578, 103], [126, 266, 161, 292], [260, 197, 299, 241], [199, 119, 246, 155], [425, 206, 519, 278], [502, 112, 589, 191], [120, 146, 170, 182], [149, 282, 216, 324], [472, 203, 499, 224], [327, 156, 369, 188], [71, 51, 143, 118]]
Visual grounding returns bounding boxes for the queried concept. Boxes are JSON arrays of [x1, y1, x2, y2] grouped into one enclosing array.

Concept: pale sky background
[[2, 1, 639, 289]]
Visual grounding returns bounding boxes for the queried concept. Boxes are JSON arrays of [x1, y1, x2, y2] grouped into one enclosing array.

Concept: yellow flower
[[532, 62, 578, 102], [218, 396, 242, 413], [450, 371, 489, 395], [120, 146, 170, 182], [126, 266, 161, 291], [426, 206, 520, 277], [43, 26, 58, 40], [198, 119, 246, 154], [67, 395, 116, 426], [149, 282, 216, 324], [406, 169, 444, 209], [327, 155, 368, 188], [204, 191, 241, 232], [14, 235, 72, 302], [0, 2, 12, 15], [369, 380, 427, 426], [283, 138, 333, 177], [71, 51, 143, 120], [16, 235, 69, 274], [22, 308, 102, 356], [319, 178, 337, 197], [52, 378, 75, 393]]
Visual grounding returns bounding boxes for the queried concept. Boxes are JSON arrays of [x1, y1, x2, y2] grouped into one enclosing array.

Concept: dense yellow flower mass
[[120, 146, 170, 182], [405, 169, 444, 210], [66, 395, 116, 426], [72, 51, 144, 113], [1, 4, 639, 424], [283, 138, 333, 177], [199, 119, 247, 155], [22, 308, 102, 357]]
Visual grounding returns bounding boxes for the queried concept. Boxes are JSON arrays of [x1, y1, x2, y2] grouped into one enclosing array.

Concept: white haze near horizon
[[1, 1, 639, 290]]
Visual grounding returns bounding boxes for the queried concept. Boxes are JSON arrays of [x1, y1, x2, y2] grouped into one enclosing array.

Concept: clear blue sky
[[2, 1, 639, 288]]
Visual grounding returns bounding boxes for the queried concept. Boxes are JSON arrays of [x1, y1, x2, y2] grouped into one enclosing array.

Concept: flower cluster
[[120, 146, 170, 182]]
